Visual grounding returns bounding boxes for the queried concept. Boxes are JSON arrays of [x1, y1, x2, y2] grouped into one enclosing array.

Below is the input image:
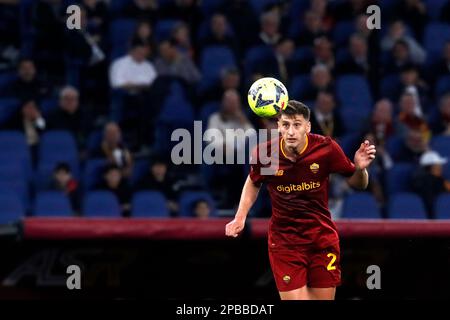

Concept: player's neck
[[282, 135, 308, 159]]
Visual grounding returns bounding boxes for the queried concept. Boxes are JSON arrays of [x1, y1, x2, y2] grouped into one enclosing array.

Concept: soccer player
[[225, 101, 376, 300]]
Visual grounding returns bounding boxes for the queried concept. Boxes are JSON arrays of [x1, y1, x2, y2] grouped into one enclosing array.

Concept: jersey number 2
[[327, 253, 337, 271]]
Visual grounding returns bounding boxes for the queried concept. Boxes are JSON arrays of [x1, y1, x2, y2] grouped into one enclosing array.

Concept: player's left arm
[[347, 140, 377, 190]]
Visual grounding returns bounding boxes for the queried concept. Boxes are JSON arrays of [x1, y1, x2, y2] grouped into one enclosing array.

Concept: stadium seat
[[338, 134, 360, 158], [82, 158, 108, 191], [425, 0, 448, 20], [199, 102, 220, 124], [424, 22, 450, 60], [0, 71, 16, 95], [82, 191, 121, 217], [430, 135, 450, 158], [338, 106, 371, 134], [387, 192, 428, 219], [130, 158, 150, 187], [131, 191, 169, 217], [435, 194, 450, 219], [33, 191, 73, 217], [0, 161, 29, 210], [336, 75, 373, 109], [155, 19, 181, 42], [385, 163, 415, 195], [0, 192, 24, 225], [341, 192, 382, 219], [244, 45, 275, 79], [289, 74, 311, 100], [199, 0, 226, 15], [40, 98, 59, 116], [200, 45, 236, 89], [109, 19, 138, 59], [38, 130, 80, 178], [435, 75, 450, 99], [332, 20, 356, 47], [0, 131, 32, 180], [0, 98, 20, 126], [380, 74, 401, 100], [249, 0, 278, 14], [178, 191, 217, 217]]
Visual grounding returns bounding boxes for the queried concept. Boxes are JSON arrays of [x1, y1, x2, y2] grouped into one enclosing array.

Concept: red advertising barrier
[[22, 217, 450, 240]]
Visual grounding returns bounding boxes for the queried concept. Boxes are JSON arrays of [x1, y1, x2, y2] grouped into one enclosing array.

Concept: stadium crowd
[[0, 0, 450, 220]]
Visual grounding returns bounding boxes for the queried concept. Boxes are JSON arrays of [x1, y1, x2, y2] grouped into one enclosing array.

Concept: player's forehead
[[278, 114, 307, 123]]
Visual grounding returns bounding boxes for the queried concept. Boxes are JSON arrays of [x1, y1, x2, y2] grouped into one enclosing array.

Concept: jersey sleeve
[[328, 138, 356, 177]]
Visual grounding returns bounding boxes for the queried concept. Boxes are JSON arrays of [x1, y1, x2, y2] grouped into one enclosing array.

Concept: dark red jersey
[[249, 133, 356, 249]]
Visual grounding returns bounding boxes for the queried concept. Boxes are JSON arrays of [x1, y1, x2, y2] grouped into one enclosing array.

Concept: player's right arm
[[225, 175, 261, 238]]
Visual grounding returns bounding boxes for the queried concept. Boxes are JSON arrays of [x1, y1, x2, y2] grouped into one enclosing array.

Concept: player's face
[[278, 114, 311, 150]]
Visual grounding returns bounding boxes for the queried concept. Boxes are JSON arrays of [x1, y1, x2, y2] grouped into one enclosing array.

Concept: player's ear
[[306, 121, 311, 133]]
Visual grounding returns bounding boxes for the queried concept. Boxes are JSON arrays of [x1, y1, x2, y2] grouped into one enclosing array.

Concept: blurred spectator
[[362, 132, 393, 207], [313, 37, 335, 72], [49, 162, 80, 213], [381, 21, 426, 65], [394, 129, 428, 163], [95, 122, 133, 178], [47, 86, 90, 147], [430, 94, 450, 136], [310, 91, 343, 138], [11, 59, 51, 102], [298, 36, 335, 74], [122, 0, 158, 22], [337, 34, 369, 76], [205, 89, 254, 154], [333, 0, 372, 21], [98, 164, 132, 217], [132, 20, 156, 54], [440, 1, 450, 22], [205, 89, 254, 207], [295, 10, 327, 46], [109, 39, 158, 143], [81, 0, 108, 39], [135, 157, 179, 214], [154, 38, 201, 85], [253, 38, 295, 85], [65, 6, 105, 67], [397, 64, 429, 110], [201, 13, 239, 57], [219, 0, 259, 50], [397, 92, 430, 141], [370, 99, 395, 145], [309, 0, 334, 31], [303, 63, 334, 101], [384, 39, 416, 75], [6, 100, 46, 153], [430, 41, 450, 79], [256, 10, 282, 46], [192, 200, 211, 219], [109, 39, 157, 91], [159, 0, 203, 38], [412, 150, 450, 218], [201, 66, 242, 103], [171, 22, 194, 58], [392, 0, 427, 41], [32, 0, 66, 75]]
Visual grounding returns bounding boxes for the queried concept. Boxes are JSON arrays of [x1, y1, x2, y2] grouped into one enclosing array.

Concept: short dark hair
[[279, 100, 310, 120], [103, 164, 121, 175], [54, 162, 71, 173]]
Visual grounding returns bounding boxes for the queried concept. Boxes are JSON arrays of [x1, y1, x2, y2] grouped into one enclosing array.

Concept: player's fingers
[[369, 154, 376, 159]]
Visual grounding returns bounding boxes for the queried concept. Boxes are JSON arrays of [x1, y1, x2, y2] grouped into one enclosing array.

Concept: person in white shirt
[[109, 39, 158, 148], [109, 39, 157, 92]]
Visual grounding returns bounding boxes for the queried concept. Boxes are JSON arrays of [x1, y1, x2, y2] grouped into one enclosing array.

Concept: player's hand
[[225, 217, 246, 238], [354, 140, 376, 170]]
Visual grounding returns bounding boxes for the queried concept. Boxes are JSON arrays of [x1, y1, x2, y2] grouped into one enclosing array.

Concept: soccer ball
[[247, 77, 289, 118]]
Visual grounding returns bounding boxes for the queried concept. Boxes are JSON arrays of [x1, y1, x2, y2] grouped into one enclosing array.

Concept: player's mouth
[[286, 138, 297, 143]]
